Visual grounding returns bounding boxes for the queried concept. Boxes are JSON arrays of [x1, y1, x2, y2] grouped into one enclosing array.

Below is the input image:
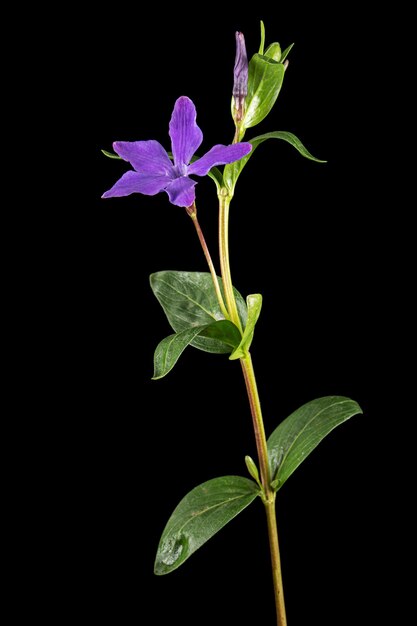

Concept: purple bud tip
[[233, 31, 248, 99]]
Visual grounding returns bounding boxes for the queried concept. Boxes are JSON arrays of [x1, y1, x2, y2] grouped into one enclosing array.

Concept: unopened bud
[[233, 31, 248, 122]]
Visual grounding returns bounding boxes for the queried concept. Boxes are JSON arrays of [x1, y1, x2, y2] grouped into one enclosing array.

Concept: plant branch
[[186, 203, 229, 320]]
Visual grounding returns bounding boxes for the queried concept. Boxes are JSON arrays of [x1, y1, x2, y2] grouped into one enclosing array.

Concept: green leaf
[[268, 396, 363, 491], [154, 476, 259, 575], [252, 131, 327, 162], [258, 20, 265, 54], [101, 149, 122, 159], [229, 294, 262, 360], [152, 320, 241, 379], [150, 271, 247, 354], [207, 167, 223, 191], [265, 42, 282, 62], [152, 326, 207, 379], [224, 130, 325, 192], [244, 53, 286, 129], [280, 43, 294, 63], [198, 319, 242, 347]]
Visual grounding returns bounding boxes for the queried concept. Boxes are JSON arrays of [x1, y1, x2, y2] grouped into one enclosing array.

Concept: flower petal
[[113, 140, 173, 175], [188, 143, 252, 176], [102, 170, 170, 199], [169, 96, 203, 167], [165, 176, 197, 207]]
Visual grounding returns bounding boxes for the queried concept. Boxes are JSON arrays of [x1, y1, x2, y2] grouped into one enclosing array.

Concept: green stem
[[218, 193, 243, 333], [186, 203, 229, 320], [240, 353, 287, 626], [240, 354, 269, 488], [217, 190, 286, 623], [265, 498, 287, 626]]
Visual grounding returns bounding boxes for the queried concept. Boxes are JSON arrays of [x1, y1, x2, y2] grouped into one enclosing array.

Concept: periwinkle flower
[[102, 96, 252, 208]]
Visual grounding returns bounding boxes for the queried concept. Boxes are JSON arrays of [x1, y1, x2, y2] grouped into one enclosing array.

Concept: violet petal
[[165, 176, 197, 207], [169, 96, 203, 167], [102, 170, 170, 199], [113, 140, 173, 175], [188, 143, 252, 176]]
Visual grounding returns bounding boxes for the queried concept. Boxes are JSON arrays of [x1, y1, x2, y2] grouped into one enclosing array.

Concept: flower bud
[[233, 31, 248, 122]]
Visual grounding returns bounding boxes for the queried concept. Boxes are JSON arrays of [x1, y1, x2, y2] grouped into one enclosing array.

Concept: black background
[[33, 4, 400, 624]]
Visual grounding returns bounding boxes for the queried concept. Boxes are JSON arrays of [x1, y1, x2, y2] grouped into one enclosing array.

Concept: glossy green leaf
[[265, 42, 282, 62], [244, 53, 286, 129], [154, 476, 260, 575], [101, 149, 122, 159], [199, 319, 242, 347], [268, 396, 362, 491], [150, 271, 247, 353], [207, 167, 223, 191], [252, 131, 327, 162], [280, 43, 294, 63], [258, 20, 265, 54], [224, 130, 325, 192], [229, 294, 262, 360], [152, 326, 207, 379], [152, 320, 241, 379]]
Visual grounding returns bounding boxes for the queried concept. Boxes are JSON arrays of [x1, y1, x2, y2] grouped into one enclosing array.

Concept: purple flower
[[102, 96, 252, 208]]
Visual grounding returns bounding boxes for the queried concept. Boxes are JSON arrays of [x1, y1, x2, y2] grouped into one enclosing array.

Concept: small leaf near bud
[[245, 455, 261, 486], [270, 478, 280, 491]]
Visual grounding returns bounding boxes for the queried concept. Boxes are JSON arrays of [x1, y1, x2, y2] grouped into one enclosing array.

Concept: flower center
[[173, 163, 188, 177]]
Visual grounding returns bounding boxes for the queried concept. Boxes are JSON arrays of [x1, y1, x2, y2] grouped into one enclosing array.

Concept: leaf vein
[[174, 493, 253, 535]]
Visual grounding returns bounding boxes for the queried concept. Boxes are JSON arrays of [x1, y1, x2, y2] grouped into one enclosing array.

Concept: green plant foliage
[[268, 396, 362, 491], [150, 271, 247, 353], [152, 321, 241, 379], [154, 476, 260, 575], [224, 130, 325, 192]]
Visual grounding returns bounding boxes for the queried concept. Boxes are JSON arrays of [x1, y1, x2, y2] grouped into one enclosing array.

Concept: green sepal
[[258, 20, 265, 54], [280, 43, 294, 63], [101, 149, 122, 159]]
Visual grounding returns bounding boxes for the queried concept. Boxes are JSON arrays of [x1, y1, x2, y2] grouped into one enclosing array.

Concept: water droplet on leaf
[[159, 534, 188, 567]]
